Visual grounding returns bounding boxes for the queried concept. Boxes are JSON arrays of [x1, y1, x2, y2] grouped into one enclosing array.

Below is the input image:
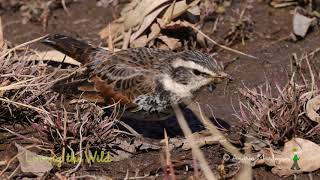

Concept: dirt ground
[[1, 0, 320, 179]]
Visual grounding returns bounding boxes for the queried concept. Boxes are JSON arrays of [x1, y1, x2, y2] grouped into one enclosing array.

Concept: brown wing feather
[[85, 70, 156, 106], [53, 48, 168, 106]]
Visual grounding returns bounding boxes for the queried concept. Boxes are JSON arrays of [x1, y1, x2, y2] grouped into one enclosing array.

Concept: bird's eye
[[192, 70, 201, 75]]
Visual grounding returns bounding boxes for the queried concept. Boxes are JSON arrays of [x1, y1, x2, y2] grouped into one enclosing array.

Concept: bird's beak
[[217, 71, 230, 79], [41, 35, 57, 45], [207, 72, 231, 92], [212, 71, 231, 82]]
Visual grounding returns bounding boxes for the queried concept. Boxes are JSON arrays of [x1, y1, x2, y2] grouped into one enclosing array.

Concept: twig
[[164, 0, 177, 23], [189, 102, 252, 179], [172, 104, 217, 180], [164, 130, 176, 180], [117, 121, 141, 137], [8, 164, 20, 179], [0, 144, 37, 176], [0, 97, 49, 115], [0, 16, 4, 48], [1, 127, 49, 145], [0, 154, 18, 176], [62, 108, 67, 163], [186, 22, 257, 59], [61, 0, 70, 16], [108, 25, 114, 52], [306, 56, 315, 96], [0, 161, 6, 166], [0, 76, 47, 91], [189, 102, 246, 160], [0, 35, 47, 60], [65, 115, 87, 175]]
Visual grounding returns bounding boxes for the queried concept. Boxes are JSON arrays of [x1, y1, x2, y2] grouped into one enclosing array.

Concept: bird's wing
[[86, 64, 155, 104], [53, 48, 170, 106]]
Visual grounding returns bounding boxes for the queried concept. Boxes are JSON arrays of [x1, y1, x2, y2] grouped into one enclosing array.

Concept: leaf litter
[[235, 51, 320, 176], [2, 0, 320, 179], [99, 0, 256, 59]]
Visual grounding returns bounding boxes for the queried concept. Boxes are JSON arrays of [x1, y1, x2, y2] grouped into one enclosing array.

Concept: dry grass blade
[[0, 97, 49, 115], [0, 16, 4, 48], [124, 0, 170, 29], [61, 0, 71, 16], [162, 0, 200, 23], [188, 102, 252, 179], [163, 130, 176, 180], [189, 102, 245, 159], [0, 35, 47, 60], [162, 0, 177, 23], [172, 104, 217, 180], [0, 76, 45, 91], [186, 22, 257, 59], [130, 5, 169, 41]]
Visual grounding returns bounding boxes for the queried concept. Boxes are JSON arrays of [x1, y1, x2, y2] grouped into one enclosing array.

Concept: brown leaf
[[158, 35, 182, 50], [110, 139, 136, 161], [306, 95, 320, 123], [158, 42, 170, 50], [131, 35, 148, 48], [187, 4, 200, 16], [147, 23, 161, 41], [157, 18, 189, 29], [28, 50, 81, 66], [100, 0, 170, 41], [123, 0, 171, 30], [120, 0, 141, 17], [16, 143, 53, 177], [257, 138, 320, 176], [130, 5, 168, 42], [162, 0, 200, 23]]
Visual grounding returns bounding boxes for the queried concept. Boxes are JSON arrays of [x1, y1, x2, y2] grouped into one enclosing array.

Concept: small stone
[[293, 12, 317, 37]]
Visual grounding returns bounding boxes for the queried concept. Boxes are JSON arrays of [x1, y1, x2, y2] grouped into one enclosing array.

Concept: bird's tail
[[41, 34, 97, 64]]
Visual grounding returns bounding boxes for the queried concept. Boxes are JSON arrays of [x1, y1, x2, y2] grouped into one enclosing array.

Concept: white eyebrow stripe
[[171, 58, 217, 76]]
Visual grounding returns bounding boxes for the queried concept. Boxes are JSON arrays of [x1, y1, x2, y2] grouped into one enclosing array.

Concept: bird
[[41, 34, 229, 121]]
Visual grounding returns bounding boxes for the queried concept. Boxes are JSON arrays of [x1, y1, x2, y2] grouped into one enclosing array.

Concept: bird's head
[[161, 51, 229, 99]]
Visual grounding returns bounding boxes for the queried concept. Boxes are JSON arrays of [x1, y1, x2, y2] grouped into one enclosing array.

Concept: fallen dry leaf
[[130, 5, 168, 42], [120, 0, 141, 17], [157, 18, 189, 29], [27, 50, 81, 66], [124, 0, 170, 30], [306, 95, 320, 123], [100, 0, 171, 43], [131, 35, 148, 48], [187, 4, 200, 16], [256, 138, 320, 177], [158, 42, 170, 50], [158, 35, 182, 50], [16, 143, 53, 177], [147, 23, 161, 41], [162, 0, 200, 22]]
